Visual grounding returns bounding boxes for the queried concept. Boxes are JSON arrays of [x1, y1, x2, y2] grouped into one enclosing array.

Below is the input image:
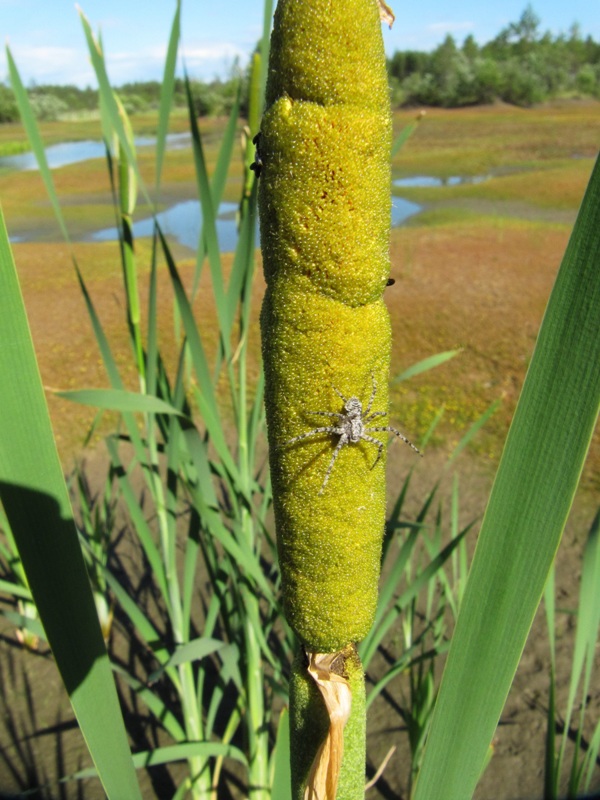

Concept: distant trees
[[389, 4, 600, 107], [0, 5, 598, 123], [0, 67, 250, 124], [0, 84, 18, 122]]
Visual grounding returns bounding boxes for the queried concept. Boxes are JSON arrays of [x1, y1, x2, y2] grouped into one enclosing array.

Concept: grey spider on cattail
[[285, 376, 422, 495]]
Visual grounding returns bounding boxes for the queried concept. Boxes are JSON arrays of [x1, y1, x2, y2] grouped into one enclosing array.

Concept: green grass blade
[[0, 580, 32, 601], [78, 10, 150, 206], [103, 567, 173, 666], [189, 84, 241, 300], [359, 528, 420, 665], [184, 75, 230, 342], [366, 642, 450, 710], [413, 154, 600, 800], [270, 708, 292, 800], [544, 567, 559, 799], [0, 208, 141, 799], [145, 240, 161, 397], [243, 54, 263, 202], [563, 508, 600, 796], [392, 349, 461, 384], [6, 47, 70, 242], [133, 741, 248, 769], [111, 664, 186, 742], [426, 521, 477, 622], [77, 11, 131, 164], [147, 638, 234, 682], [181, 514, 200, 640], [155, 0, 181, 190], [104, 437, 169, 597], [70, 741, 248, 780], [159, 230, 242, 486], [258, 0, 275, 105], [57, 388, 188, 417], [392, 113, 423, 158], [75, 267, 124, 388], [583, 714, 600, 793], [446, 398, 502, 466], [248, 368, 266, 469], [182, 430, 273, 598], [363, 532, 467, 669], [227, 180, 258, 314], [1, 609, 45, 640]]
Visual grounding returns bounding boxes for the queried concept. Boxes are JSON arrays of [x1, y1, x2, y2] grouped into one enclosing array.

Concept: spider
[[285, 377, 422, 495]]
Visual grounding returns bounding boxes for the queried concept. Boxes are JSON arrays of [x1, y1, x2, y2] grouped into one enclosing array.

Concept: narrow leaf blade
[[413, 154, 600, 800], [0, 208, 141, 799]]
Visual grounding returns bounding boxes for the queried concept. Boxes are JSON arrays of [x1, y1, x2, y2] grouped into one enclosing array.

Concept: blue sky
[[1, 0, 599, 88]]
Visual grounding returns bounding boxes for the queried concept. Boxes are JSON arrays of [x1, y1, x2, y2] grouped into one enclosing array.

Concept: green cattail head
[[258, 0, 392, 652]]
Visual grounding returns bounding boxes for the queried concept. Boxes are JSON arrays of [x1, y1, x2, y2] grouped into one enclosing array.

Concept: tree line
[[389, 5, 600, 107], [0, 5, 598, 123], [0, 74, 246, 123]]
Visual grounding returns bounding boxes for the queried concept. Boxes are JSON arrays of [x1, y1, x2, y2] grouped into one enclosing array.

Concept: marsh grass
[[543, 510, 600, 800], [392, 101, 600, 177]]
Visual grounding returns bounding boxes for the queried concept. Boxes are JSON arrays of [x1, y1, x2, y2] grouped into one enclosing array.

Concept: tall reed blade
[[413, 153, 600, 800], [0, 208, 141, 799]]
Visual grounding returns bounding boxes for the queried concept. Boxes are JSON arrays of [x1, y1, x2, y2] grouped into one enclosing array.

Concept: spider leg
[[333, 386, 349, 404], [286, 426, 344, 445], [318, 434, 348, 495], [360, 433, 384, 469], [364, 410, 387, 423], [367, 426, 422, 456], [364, 374, 378, 416], [309, 411, 345, 419]]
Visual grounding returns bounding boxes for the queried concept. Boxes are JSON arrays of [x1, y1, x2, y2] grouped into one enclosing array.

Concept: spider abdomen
[[349, 415, 364, 442]]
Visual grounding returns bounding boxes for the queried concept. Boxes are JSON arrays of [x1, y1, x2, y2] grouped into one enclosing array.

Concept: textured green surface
[[262, 287, 391, 646], [337, 651, 367, 800], [259, 100, 391, 305], [266, 0, 389, 111], [258, 0, 392, 651]]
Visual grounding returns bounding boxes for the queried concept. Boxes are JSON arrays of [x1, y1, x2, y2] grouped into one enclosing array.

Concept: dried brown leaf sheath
[[304, 651, 352, 800]]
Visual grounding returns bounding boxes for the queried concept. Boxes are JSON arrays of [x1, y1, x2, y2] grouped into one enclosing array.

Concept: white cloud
[[0, 38, 249, 88], [181, 41, 249, 76], [182, 42, 246, 62], [1, 44, 96, 87], [94, 41, 248, 84]]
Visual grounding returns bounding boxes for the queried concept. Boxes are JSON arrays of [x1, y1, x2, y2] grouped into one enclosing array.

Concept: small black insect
[[386, 278, 395, 287], [249, 132, 263, 178]]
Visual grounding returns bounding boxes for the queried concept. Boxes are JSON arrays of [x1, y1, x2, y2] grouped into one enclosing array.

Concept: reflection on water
[[91, 200, 248, 253], [0, 133, 191, 172], [89, 196, 422, 253], [391, 197, 421, 225], [5, 137, 468, 250], [394, 174, 487, 187]]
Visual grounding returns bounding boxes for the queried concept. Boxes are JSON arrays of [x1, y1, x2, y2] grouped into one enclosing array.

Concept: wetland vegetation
[[1, 100, 598, 480], [0, 14, 598, 792]]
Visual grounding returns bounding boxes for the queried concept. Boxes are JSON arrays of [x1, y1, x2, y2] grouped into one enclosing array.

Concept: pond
[[394, 174, 487, 188], [0, 133, 191, 171], [91, 200, 245, 253], [89, 195, 422, 253], [6, 138, 478, 251]]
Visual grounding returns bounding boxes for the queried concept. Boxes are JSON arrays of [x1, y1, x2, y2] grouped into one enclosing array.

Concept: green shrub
[[28, 91, 69, 121]]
